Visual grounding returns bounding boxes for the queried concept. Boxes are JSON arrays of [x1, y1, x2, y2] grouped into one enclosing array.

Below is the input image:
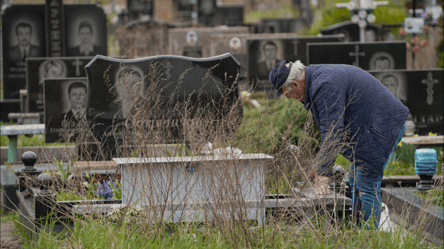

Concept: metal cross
[[421, 71, 439, 105], [292, 39, 300, 56], [72, 58, 84, 76], [164, 61, 173, 79], [349, 45, 365, 67]]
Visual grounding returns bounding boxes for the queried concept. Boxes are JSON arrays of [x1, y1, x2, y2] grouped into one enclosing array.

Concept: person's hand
[[313, 175, 329, 195]]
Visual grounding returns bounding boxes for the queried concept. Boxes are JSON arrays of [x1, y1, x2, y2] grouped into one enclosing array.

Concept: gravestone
[[1, 3, 108, 101], [1, 5, 46, 99], [168, 26, 249, 58], [26, 57, 93, 114], [212, 5, 244, 26], [44, 78, 88, 143], [307, 41, 407, 70], [84, 53, 242, 152], [320, 21, 394, 42], [0, 100, 22, 123], [127, 0, 154, 20], [369, 69, 443, 135], [211, 33, 326, 78], [198, 0, 217, 26], [247, 34, 345, 82]]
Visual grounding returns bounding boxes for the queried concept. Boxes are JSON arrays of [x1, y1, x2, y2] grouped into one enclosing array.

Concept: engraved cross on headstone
[[421, 71, 439, 105], [72, 58, 84, 76], [349, 45, 365, 67], [164, 61, 173, 79], [292, 40, 300, 56]]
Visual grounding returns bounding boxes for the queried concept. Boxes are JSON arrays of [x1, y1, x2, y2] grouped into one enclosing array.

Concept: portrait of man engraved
[[186, 31, 198, 45], [229, 37, 242, 52], [369, 52, 395, 71], [257, 40, 282, 78], [62, 81, 88, 125], [109, 66, 145, 119], [377, 72, 407, 103], [10, 22, 43, 62], [68, 21, 101, 56]]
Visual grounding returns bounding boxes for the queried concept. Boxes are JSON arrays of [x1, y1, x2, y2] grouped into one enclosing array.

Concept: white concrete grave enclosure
[[113, 153, 273, 224]]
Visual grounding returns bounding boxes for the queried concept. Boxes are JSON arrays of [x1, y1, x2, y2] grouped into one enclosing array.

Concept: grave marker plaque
[[307, 41, 407, 70], [84, 53, 242, 146], [247, 35, 345, 81], [44, 78, 88, 142], [1, 5, 46, 99], [369, 69, 443, 135], [26, 57, 93, 113]]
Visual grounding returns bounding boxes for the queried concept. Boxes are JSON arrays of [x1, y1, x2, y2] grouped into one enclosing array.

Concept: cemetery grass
[[414, 189, 444, 208]]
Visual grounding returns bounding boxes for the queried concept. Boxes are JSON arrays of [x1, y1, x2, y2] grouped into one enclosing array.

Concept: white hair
[[282, 60, 305, 90]]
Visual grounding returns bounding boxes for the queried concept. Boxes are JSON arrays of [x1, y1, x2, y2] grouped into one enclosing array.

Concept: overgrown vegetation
[[436, 0, 444, 68], [415, 189, 444, 208]]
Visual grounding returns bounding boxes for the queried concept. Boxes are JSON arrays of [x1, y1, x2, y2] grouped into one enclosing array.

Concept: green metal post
[[7, 135, 18, 162]]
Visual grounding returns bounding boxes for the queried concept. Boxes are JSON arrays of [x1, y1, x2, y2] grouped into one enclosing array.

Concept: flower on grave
[[421, 40, 428, 47], [92, 178, 114, 199], [412, 45, 420, 54], [411, 37, 419, 44], [414, 134, 420, 137], [429, 132, 437, 136]]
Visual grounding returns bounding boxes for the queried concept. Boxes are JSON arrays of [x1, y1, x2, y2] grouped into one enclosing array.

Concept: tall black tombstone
[[307, 41, 407, 70], [198, 0, 217, 26], [247, 35, 345, 82], [369, 69, 443, 135], [26, 57, 93, 113], [1, 5, 46, 99], [320, 21, 391, 42], [84, 53, 242, 155], [127, 0, 154, 20]]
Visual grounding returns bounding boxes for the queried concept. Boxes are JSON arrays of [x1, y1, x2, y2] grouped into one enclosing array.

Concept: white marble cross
[[421, 71, 439, 105], [349, 45, 365, 67]]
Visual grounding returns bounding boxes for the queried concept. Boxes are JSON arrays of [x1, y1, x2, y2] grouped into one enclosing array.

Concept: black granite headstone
[[64, 4, 108, 57], [213, 5, 244, 26], [369, 69, 443, 135], [26, 57, 93, 113], [260, 18, 306, 33], [307, 41, 407, 70], [45, 0, 65, 57], [198, 0, 217, 26], [85, 53, 242, 146], [127, 0, 154, 20], [1, 5, 46, 99], [44, 78, 88, 143], [247, 35, 345, 81], [320, 21, 391, 42]]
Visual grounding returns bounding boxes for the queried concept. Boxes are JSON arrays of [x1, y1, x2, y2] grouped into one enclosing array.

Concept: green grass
[[12, 214, 440, 249], [414, 189, 444, 208], [244, 2, 300, 24]]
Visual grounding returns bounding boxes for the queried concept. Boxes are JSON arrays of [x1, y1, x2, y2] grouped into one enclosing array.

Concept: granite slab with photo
[[44, 78, 88, 143], [369, 69, 443, 135], [26, 57, 94, 113], [168, 26, 249, 58], [307, 41, 407, 70], [320, 21, 393, 42], [1, 5, 46, 99], [247, 35, 345, 82], [85, 53, 242, 145]]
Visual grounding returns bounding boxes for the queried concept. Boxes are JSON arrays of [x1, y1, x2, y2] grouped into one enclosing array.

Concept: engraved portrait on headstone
[[186, 31, 198, 45], [39, 59, 68, 83], [257, 41, 282, 79], [369, 52, 395, 70], [44, 78, 89, 143], [377, 72, 407, 103], [2, 5, 46, 99], [65, 5, 107, 57], [63, 81, 88, 124], [10, 22, 43, 62], [109, 66, 145, 119]]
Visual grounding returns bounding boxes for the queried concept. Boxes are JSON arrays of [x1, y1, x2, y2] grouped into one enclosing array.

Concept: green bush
[[235, 98, 319, 154]]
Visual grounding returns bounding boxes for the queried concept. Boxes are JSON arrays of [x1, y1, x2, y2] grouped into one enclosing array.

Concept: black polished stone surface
[[320, 21, 391, 42], [44, 77, 88, 143], [247, 35, 344, 82], [22, 151, 38, 167], [307, 41, 407, 70], [368, 69, 443, 135], [1, 167, 19, 215], [26, 57, 94, 113], [259, 18, 306, 33], [1, 5, 46, 99], [84, 53, 242, 148], [0, 99, 21, 122]]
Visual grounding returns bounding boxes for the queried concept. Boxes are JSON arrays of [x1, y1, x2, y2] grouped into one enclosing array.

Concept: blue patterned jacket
[[304, 64, 409, 179]]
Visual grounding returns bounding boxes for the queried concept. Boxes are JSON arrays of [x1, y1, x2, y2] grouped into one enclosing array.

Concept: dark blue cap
[[269, 60, 291, 99]]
